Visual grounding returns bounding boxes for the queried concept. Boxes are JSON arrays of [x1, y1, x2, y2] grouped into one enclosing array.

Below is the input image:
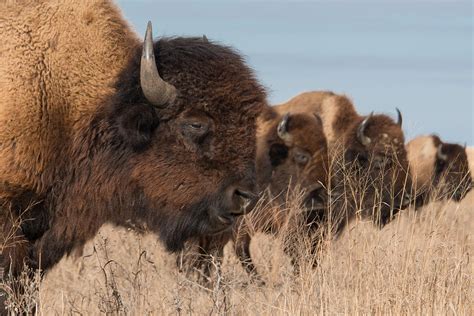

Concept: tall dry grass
[[1, 149, 473, 315], [4, 191, 460, 315]]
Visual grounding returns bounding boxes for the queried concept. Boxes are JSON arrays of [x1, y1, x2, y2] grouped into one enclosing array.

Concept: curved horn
[[202, 34, 209, 42], [140, 21, 177, 107], [357, 112, 373, 146], [277, 113, 292, 144], [396, 108, 403, 127], [437, 144, 448, 161]]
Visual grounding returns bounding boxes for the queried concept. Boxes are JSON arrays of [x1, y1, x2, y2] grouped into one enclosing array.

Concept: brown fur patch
[[407, 135, 472, 204], [182, 107, 330, 280], [277, 91, 412, 228], [0, 0, 267, 286]]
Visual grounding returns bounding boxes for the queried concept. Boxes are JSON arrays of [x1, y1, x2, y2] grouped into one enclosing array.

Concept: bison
[[0, 0, 266, 309], [275, 91, 412, 230], [468, 147, 474, 179], [406, 135, 472, 206], [179, 106, 330, 282]]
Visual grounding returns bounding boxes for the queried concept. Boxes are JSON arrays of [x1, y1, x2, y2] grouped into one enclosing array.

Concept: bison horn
[[140, 21, 177, 107], [313, 113, 323, 126], [357, 112, 373, 146], [277, 113, 292, 144], [437, 144, 448, 161], [396, 108, 403, 127]]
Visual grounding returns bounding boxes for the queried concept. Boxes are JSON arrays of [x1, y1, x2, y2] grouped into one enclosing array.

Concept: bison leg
[[196, 233, 230, 286], [178, 234, 229, 287], [30, 229, 77, 274], [199, 242, 224, 286], [283, 239, 302, 276], [0, 224, 37, 315], [176, 240, 214, 284], [233, 231, 264, 284]]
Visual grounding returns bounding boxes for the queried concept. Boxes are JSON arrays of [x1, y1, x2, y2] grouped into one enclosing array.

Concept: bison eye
[[294, 149, 310, 166], [180, 119, 210, 144], [189, 122, 203, 129]]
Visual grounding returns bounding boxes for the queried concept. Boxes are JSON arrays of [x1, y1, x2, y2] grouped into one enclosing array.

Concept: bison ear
[[117, 103, 159, 151], [269, 143, 288, 167]]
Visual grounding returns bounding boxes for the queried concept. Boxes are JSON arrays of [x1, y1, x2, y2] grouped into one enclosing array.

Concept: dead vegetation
[[1, 193, 468, 314], [1, 151, 472, 315]]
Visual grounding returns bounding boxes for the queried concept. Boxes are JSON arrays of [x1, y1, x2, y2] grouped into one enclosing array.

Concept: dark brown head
[[343, 110, 412, 226], [260, 112, 329, 213], [432, 136, 472, 201], [89, 23, 266, 251]]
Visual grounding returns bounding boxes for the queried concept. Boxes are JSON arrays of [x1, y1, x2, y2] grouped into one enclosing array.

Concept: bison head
[[261, 112, 329, 214], [343, 109, 412, 226], [433, 139, 472, 201], [91, 23, 265, 251]]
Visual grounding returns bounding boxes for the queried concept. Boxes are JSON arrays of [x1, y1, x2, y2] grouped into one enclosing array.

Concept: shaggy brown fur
[[407, 135, 472, 205], [276, 91, 412, 229], [179, 106, 330, 282], [0, 0, 266, 309]]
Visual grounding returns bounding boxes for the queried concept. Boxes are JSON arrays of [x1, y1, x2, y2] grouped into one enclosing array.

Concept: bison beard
[[177, 110, 331, 283], [153, 188, 241, 252], [29, 186, 235, 272], [0, 4, 266, 311]]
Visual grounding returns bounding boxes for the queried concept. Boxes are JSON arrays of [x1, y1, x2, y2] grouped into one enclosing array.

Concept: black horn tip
[[145, 21, 153, 40], [396, 107, 403, 127], [143, 21, 155, 59]]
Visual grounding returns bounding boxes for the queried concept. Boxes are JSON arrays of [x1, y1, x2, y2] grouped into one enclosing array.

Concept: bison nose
[[305, 185, 327, 211], [229, 187, 258, 216], [401, 192, 412, 208]]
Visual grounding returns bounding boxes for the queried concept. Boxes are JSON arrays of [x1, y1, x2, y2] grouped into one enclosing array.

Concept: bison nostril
[[305, 187, 327, 210], [233, 189, 257, 214], [403, 193, 412, 206]]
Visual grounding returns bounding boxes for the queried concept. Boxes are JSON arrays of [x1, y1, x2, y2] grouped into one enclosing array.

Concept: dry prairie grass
[[16, 191, 469, 315]]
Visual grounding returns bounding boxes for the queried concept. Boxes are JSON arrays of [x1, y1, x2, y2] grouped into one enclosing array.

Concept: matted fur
[[276, 91, 412, 228], [0, 0, 266, 307], [179, 106, 330, 281], [407, 135, 472, 205]]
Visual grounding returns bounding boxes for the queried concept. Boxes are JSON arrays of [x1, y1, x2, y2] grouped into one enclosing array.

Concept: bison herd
[[0, 0, 472, 312]]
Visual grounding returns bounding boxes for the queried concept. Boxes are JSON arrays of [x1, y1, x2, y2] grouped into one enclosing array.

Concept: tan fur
[[467, 147, 474, 179], [407, 136, 471, 204], [182, 107, 330, 281], [275, 90, 411, 228], [406, 136, 437, 195], [0, 0, 138, 194], [275, 91, 358, 146], [0, 1, 268, 305]]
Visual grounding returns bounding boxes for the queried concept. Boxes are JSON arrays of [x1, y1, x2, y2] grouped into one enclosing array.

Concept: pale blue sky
[[116, 0, 473, 145]]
